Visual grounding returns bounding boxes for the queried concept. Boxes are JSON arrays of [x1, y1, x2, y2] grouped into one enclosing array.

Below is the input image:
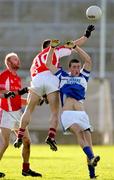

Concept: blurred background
[[0, 0, 114, 145]]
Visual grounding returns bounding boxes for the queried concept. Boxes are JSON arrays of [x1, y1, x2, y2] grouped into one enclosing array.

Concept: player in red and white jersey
[[14, 25, 95, 152], [30, 45, 71, 77], [30, 25, 94, 77], [0, 53, 42, 178], [0, 69, 21, 111]]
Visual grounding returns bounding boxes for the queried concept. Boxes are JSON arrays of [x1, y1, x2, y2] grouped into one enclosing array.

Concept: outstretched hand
[[50, 39, 60, 48], [84, 25, 95, 38], [87, 25, 95, 32], [64, 40, 75, 48]]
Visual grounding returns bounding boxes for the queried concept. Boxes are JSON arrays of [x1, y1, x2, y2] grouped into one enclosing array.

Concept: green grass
[[0, 145, 114, 180]]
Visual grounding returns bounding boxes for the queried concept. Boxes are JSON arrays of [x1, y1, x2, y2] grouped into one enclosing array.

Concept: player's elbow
[[89, 57, 92, 64], [87, 58, 92, 67]]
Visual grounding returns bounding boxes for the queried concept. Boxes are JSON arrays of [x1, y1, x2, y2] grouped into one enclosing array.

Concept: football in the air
[[86, 5, 102, 20]]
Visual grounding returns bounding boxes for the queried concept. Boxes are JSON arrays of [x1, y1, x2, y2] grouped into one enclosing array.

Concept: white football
[[86, 6, 102, 20]]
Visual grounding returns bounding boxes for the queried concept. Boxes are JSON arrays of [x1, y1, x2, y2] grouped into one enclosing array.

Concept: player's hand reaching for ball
[[87, 25, 95, 32], [84, 25, 95, 38], [64, 40, 75, 49], [50, 39, 60, 48]]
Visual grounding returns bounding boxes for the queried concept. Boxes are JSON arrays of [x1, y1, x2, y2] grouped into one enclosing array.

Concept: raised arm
[[74, 46, 92, 71], [73, 25, 95, 46], [46, 40, 60, 74], [64, 25, 95, 50]]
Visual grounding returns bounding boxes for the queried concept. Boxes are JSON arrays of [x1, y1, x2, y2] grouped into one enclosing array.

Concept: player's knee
[[27, 96, 38, 113], [22, 109, 31, 125], [76, 129, 84, 139], [23, 103, 33, 117], [23, 137, 31, 145], [23, 137, 31, 149]]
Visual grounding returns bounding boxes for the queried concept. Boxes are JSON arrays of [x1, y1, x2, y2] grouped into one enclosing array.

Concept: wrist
[[4, 93, 8, 98], [18, 87, 28, 95], [18, 90, 21, 95], [84, 30, 91, 38], [73, 45, 77, 49]]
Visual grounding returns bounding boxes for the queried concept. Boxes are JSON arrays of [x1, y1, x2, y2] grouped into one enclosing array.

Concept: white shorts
[[61, 110, 92, 133], [30, 71, 59, 96], [0, 108, 22, 130]]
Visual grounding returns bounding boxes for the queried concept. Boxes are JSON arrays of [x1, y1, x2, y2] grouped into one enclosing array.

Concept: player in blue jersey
[[13, 25, 95, 152], [45, 40, 100, 179]]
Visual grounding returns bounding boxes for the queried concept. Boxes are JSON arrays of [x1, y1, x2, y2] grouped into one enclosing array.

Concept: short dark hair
[[68, 59, 80, 68], [42, 39, 51, 49]]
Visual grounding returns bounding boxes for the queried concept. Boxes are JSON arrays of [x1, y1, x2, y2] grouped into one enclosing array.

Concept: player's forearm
[[73, 25, 95, 46], [0, 90, 15, 98], [46, 47, 58, 74], [0, 89, 9, 94], [46, 47, 54, 68], [75, 46, 92, 65], [73, 36, 87, 46], [0, 94, 4, 98], [0, 90, 7, 98]]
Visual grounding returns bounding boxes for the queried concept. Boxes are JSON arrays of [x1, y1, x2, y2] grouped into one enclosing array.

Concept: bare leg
[[47, 91, 59, 130], [20, 91, 41, 129], [85, 130, 93, 152], [14, 91, 41, 148], [14, 128, 30, 163], [14, 128, 42, 177], [0, 128, 11, 160], [0, 127, 11, 178], [69, 124, 99, 164], [18, 129, 31, 163], [70, 124, 89, 148], [45, 91, 59, 151]]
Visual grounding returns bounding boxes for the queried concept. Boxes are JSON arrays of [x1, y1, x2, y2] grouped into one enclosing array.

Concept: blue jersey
[[55, 68, 90, 106]]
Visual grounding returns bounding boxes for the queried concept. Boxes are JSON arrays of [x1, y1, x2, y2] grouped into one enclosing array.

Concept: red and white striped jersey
[[30, 46, 72, 77], [0, 69, 22, 111]]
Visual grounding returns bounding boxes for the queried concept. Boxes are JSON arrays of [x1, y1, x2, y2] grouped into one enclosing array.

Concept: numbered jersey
[[30, 46, 71, 77]]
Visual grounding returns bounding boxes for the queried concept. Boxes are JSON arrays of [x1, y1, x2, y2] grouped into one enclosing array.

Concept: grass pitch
[[0, 145, 114, 180]]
